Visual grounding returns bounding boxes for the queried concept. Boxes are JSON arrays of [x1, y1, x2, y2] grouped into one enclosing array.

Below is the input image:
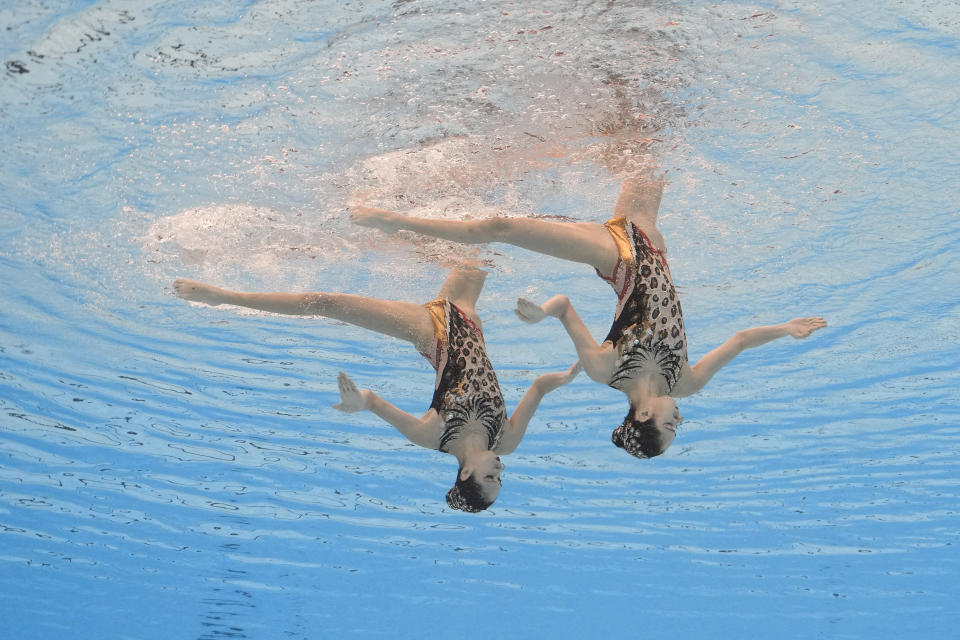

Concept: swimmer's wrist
[[545, 294, 570, 319], [360, 389, 380, 411]]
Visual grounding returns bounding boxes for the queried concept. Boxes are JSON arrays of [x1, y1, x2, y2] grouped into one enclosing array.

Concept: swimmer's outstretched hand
[[557, 361, 583, 385], [332, 372, 371, 413], [533, 361, 582, 395], [173, 278, 229, 306], [515, 297, 547, 324], [349, 203, 404, 234], [784, 317, 828, 339], [515, 295, 571, 324]]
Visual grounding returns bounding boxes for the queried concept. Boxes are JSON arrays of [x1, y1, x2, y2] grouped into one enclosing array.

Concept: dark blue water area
[[1, 482, 955, 640]]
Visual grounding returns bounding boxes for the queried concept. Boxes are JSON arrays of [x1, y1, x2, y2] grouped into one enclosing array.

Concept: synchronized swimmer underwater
[[173, 266, 578, 513], [174, 124, 825, 512], [350, 143, 826, 461]]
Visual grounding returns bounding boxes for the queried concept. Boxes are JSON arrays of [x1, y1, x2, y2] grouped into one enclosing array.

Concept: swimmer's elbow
[[582, 361, 612, 384], [579, 349, 615, 383]]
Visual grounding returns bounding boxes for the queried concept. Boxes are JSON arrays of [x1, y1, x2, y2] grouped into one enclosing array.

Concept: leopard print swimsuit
[[596, 217, 688, 393], [420, 299, 507, 453]]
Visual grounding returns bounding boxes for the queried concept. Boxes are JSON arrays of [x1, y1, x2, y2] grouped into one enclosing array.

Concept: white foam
[[142, 203, 357, 288]]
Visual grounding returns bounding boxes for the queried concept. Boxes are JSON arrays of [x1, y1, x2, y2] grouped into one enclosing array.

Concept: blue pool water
[[1, 1, 958, 638]]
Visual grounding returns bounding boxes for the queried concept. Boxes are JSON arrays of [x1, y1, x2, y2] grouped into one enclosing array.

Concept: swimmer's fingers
[[535, 361, 582, 395], [333, 372, 368, 413], [514, 298, 547, 324], [563, 361, 583, 383], [338, 371, 358, 392], [552, 361, 583, 386], [787, 317, 828, 339]]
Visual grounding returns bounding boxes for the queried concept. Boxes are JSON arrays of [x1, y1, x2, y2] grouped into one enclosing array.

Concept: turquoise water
[[2, 1, 958, 638]]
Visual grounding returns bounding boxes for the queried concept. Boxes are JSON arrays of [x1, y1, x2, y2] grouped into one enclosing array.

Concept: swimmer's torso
[[420, 299, 507, 452], [597, 217, 688, 393]]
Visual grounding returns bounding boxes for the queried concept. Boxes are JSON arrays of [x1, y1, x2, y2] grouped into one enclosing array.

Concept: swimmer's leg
[[173, 279, 435, 351], [351, 204, 619, 275], [435, 266, 487, 326], [612, 173, 668, 254]]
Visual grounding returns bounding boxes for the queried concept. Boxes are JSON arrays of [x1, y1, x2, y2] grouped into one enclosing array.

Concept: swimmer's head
[[446, 451, 503, 513], [611, 399, 682, 459]]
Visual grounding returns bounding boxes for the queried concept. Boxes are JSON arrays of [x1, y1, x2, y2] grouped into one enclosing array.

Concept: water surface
[[1, 1, 958, 638]]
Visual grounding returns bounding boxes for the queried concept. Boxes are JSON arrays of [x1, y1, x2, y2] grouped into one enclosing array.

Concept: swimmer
[[173, 267, 579, 512], [350, 168, 826, 460]]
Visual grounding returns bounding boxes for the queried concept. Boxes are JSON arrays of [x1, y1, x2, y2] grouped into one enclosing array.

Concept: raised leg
[[611, 172, 667, 255], [435, 266, 487, 325]]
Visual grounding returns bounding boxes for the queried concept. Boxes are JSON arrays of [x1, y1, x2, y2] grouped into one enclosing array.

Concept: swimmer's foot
[[349, 204, 404, 233], [173, 278, 230, 306]]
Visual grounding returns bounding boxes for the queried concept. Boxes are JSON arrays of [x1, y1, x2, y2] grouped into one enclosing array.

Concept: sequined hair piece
[[611, 423, 650, 459], [445, 484, 481, 513], [611, 414, 663, 459]]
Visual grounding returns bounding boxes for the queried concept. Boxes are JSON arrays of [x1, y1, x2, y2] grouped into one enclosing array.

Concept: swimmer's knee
[[483, 217, 513, 242]]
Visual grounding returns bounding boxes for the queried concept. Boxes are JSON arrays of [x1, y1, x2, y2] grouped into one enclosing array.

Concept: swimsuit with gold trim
[[420, 299, 506, 453], [596, 217, 688, 393]]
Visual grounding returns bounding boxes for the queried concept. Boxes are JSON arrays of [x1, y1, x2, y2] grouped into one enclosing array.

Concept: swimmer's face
[[462, 450, 504, 502], [635, 396, 683, 451]]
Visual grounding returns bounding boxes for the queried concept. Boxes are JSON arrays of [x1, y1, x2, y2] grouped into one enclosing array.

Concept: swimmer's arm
[[516, 295, 616, 383], [333, 373, 441, 448], [498, 362, 582, 455], [367, 396, 443, 449], [671, 318, 828, 397]]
